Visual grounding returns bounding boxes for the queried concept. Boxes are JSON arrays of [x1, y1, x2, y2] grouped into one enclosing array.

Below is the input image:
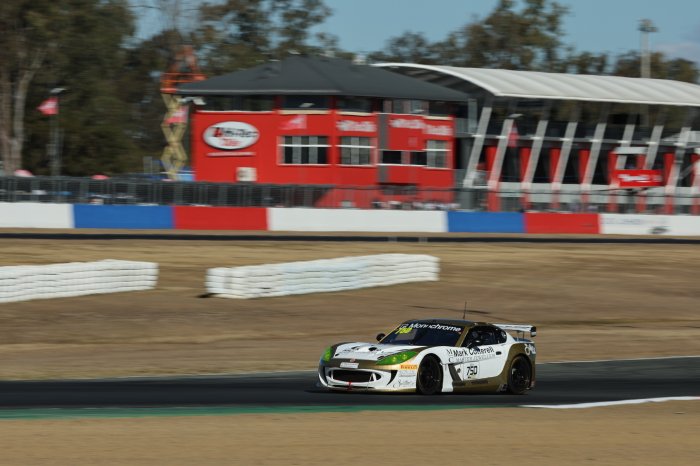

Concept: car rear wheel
[[416, 356, 442, 395], [507, 355, 532, 395]]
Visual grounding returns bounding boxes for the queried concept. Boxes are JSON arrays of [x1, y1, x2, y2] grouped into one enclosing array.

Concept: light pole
[[639, 19, 658, 79], [48, 87, 66, 178]]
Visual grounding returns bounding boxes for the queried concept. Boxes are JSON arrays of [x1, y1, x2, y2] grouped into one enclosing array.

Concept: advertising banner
[[611, 169, 663, 188]]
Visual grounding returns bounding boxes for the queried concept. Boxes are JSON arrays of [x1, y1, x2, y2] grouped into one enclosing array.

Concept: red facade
[[190, 109, 454, 190]]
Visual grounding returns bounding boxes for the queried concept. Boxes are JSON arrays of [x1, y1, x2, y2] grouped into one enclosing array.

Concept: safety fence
[[0, 260, 158, 303], [1, 176, 697, 214], [206, 254, 439, 299]]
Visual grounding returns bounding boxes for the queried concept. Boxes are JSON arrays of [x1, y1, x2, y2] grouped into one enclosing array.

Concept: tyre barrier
[[206, 254, 439, 299], [0, 260, 158, 303]]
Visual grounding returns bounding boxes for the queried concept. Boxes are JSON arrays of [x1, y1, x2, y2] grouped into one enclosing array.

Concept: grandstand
[[376, 64, 700, 214]]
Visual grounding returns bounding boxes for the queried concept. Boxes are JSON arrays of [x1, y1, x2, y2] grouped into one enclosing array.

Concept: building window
[[380, 150, 403, 164], [390, 99, 425, 114], [281, 136, 329, 164], [282, 95, 329, 110], [426, 140, 448, 168], [428, 101, 450, 116], [410, 151, 427, 166], [337, 96, 373, 113], [202, 95, 273, 111], [339, 136, 373, 165]]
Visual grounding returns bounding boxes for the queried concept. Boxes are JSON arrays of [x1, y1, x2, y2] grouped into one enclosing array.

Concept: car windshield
[[381, 322, 464, 347]]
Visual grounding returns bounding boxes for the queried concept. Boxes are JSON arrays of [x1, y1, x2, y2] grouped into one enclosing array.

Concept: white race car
[[318, 319, 536, 395]]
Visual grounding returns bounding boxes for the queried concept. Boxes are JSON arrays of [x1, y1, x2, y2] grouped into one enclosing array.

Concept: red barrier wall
[[173, 206, 267, 230], [524, 213, 600, 234]]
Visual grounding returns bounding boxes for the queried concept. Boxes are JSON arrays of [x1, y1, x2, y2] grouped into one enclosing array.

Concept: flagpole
[[49, 87, 66, 177]]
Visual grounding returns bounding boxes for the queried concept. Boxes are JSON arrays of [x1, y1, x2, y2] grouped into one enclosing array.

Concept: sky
[[135, 0, 700, 65], [313, 0, 700, 64]]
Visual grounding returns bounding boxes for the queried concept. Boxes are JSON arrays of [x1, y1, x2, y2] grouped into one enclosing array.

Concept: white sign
[[203, 121, 259, 150], [336, 120, 376, 132]]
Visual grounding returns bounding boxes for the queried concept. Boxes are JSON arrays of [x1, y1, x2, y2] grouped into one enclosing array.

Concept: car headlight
[[321, 346, 333, 362], [376, 350, 418, 366]]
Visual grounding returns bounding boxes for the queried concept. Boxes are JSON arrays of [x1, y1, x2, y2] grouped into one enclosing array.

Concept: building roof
[[375, 63, 700, 107], [175, 55, 467, 102]]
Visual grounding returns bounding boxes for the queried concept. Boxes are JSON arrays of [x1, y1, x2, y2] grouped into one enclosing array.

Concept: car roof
[[403, 318, 482, 328]]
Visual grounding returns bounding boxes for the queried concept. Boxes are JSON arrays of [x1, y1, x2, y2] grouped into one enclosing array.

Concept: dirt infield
[[1, 401, 698, 465], [0, 236, 699, 379], [2, 234, 699, 465]]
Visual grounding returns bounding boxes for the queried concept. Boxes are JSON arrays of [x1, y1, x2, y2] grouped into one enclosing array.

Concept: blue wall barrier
[[447, 212, 525, 233], [73, 205, 174, 229]]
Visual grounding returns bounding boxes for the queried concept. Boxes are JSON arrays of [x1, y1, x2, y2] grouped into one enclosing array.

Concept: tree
[[564, 51, 609, 75], [192, 0, 333, 74], [0, 1, 57, 174], [25, 1, 139, 176], [368, 32, 441, 64], [611, 51, 699, 83], [369, 0, 569, 70], [1, 1, 139, 176]]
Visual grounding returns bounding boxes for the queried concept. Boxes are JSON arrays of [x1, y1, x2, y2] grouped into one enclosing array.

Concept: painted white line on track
[[523, 396, 700, 409], [541, 355, 700, 365]]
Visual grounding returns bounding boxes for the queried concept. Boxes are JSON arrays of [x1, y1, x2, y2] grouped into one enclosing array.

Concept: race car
[[318, 318, 536, 395]]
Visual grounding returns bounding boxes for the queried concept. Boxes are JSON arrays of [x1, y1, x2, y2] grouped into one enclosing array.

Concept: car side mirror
[[376, 333, 385, 342]]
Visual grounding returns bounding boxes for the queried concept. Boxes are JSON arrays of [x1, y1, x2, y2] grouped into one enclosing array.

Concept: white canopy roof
[[375, 63, 700, 107]]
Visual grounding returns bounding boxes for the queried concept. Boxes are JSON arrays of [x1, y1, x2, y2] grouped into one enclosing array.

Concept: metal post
[[462, 99, 492, 188], [551, 104, 580, 210], [48, 87, 66, 178], [49, 110, 59, 177], [582, 103, 610, 210], [639, 19, 657, 79]]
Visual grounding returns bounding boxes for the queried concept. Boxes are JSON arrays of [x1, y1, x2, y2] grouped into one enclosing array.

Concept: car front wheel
[[416, 356, 442, 395]]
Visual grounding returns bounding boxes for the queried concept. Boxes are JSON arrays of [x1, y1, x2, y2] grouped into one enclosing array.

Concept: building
[[176, 55, 466, 208], [376, 64, 700, 214], [178, 56, 700, 213]]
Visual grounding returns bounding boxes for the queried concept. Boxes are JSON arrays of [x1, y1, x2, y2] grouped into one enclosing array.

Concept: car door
[[460, 325, 508, 380]]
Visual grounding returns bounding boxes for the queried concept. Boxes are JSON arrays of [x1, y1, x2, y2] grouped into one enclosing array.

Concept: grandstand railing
[[0, 176, 697, 215]]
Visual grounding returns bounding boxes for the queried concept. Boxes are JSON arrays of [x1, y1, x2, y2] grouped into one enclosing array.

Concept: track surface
[[0, 357, 698, 409], [1, 232, 700, 244]]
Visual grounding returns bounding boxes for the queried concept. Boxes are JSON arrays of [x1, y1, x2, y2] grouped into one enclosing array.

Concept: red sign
[[166, 105, 188, 124], [611, 169, 663, 188]]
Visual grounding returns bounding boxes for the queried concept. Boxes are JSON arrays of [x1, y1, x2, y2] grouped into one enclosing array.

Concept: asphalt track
[[1, 232, 700, 244], [0, 357, 698, 410]]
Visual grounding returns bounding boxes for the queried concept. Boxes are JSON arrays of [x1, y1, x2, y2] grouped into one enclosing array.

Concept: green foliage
[[371, 0, 570, 71], [612, 51, 699, 83], [192, 0, 333, 75], [9, 0, 141, 175]]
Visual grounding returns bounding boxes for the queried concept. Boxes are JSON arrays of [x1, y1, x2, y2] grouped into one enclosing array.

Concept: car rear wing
[[494, 324, 537, 337]]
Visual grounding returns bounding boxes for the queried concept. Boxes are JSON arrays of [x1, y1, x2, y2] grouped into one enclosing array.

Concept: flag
[[38, 97, 58, 116], [166, 105, 188, 124], [280, 114, 307, 130]]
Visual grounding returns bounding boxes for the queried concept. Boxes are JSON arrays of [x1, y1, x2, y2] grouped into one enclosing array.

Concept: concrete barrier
[[447, 212, 524, 233], [600, 214, 700, 236], [268, 208, 446, 232], [73, 205, 173, 229], [0, 202, 73, 228], [206, 254, 439, 299], [0, 260, 158, 303]]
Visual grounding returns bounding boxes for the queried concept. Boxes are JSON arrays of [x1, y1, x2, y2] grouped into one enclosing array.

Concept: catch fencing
[[0, 176, 697, 215]]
